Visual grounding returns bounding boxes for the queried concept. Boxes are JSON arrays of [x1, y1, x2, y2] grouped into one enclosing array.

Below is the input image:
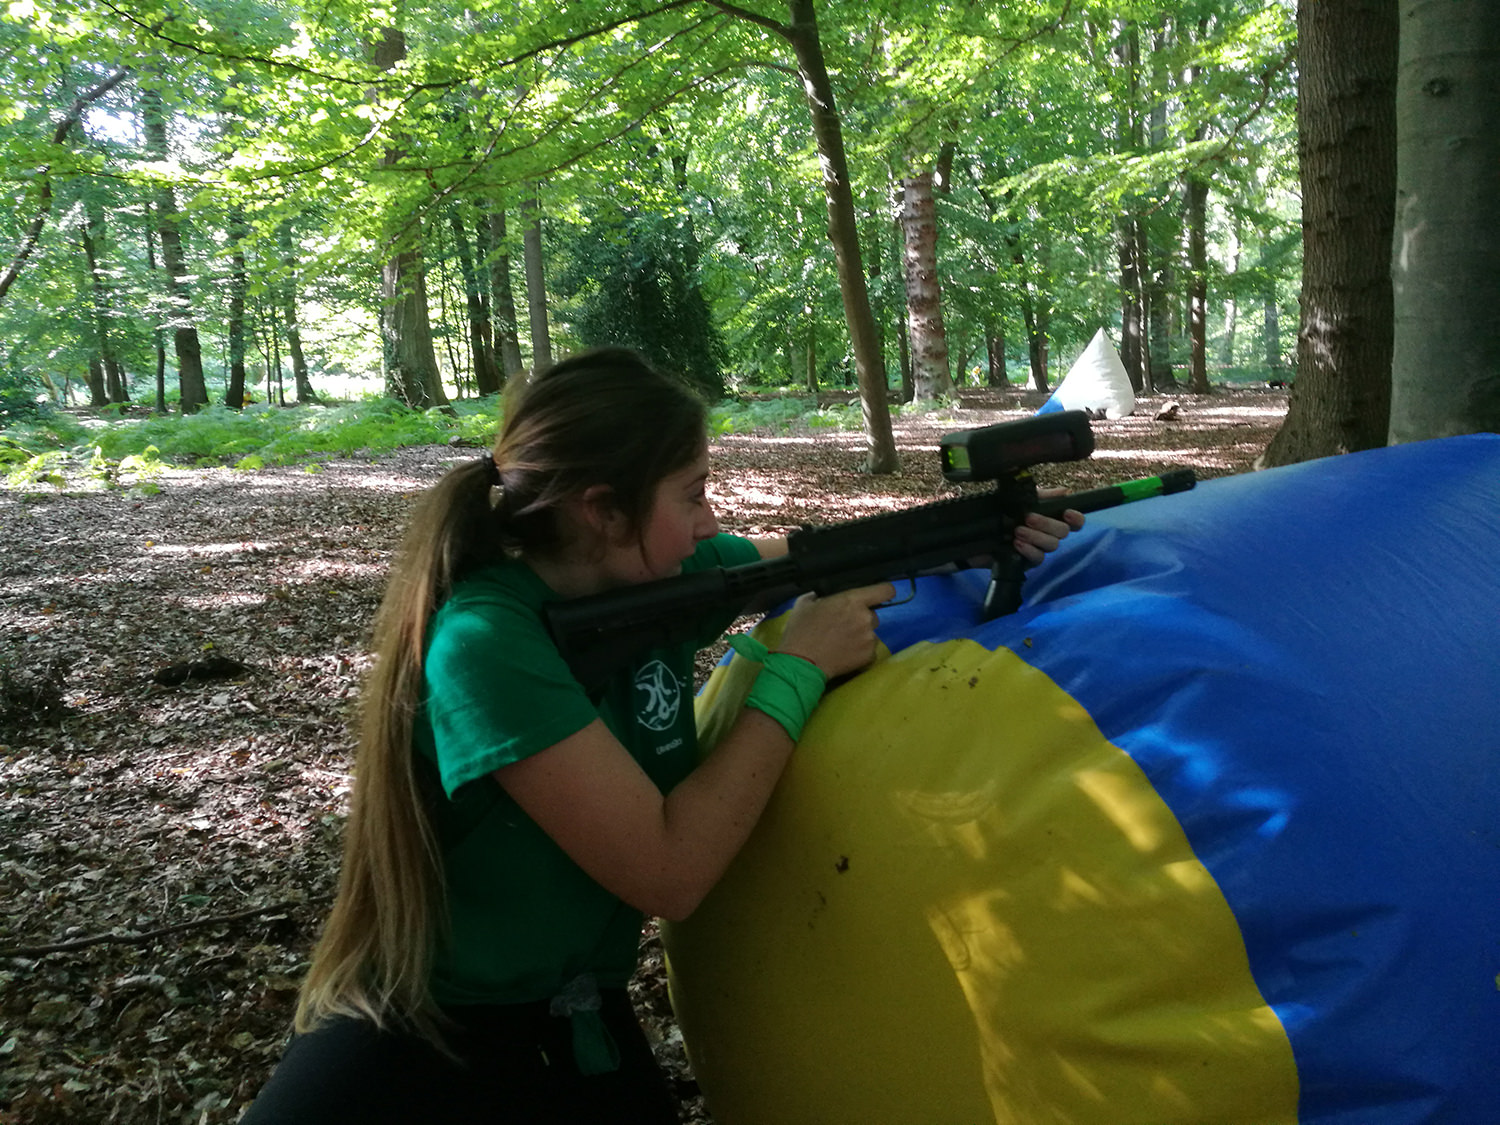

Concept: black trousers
[[238, 989, 680, 1125]]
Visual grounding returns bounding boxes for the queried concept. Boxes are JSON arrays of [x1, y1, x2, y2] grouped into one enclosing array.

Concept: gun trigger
[[882, 578, 918, 609]]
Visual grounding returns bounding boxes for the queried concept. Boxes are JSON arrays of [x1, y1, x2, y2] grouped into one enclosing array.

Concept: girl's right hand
[[775, 583, 895, 680]]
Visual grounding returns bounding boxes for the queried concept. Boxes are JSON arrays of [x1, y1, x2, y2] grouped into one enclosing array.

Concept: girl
[[240, 349, 1080, 1124]]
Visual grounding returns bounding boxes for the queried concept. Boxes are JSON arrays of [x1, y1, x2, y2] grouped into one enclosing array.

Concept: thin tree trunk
[[804, 300, 818, 393], [1389, 0, 1500, 442], [1117, 217, 1145, 392], [144, 210, 167, 413], [141, 86, 208, 413], [278, 222, 315, 404], [1145, 25, 1177, 393], [449, 205, 502, 395], [1186, 173, 1211, 393], [483, 209, 524, 379], [77, 216, 111, 407], [520, 184, 552, 372], [1115, 23, 1146, 393], [891, 188, 914, 403], [1261, 0, 1396, 466], [900, 170, 954, 400], [1223, 217, 1242, 366], [226, 207, 248, 408], [1263, 284, 1284, 377], [1185, 21, 1211, 396], [782, 0, 897, 471]]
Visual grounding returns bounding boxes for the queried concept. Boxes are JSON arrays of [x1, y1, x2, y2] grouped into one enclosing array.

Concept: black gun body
[[544, 489, 1016, 691], [543, 468, 1194, 692]]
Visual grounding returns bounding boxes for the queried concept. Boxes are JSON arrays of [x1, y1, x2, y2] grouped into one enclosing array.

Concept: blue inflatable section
[[872, 435, 1500, 1124]]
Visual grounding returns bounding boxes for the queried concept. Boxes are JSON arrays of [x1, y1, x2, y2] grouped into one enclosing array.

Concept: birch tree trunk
[[900, 171, 953, 400], [1389, 0, 1500, 441]]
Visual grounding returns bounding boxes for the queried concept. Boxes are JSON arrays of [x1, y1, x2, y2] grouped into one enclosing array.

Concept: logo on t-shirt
[[634, 660, 681, 733]]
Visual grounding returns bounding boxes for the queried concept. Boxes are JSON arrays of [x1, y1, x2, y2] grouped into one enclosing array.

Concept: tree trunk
[[482, 209, 525, 379], [372, 28, 449, 410], [1185, 18, 1212, 395], [144, 212, 167, 413], [278, 222, 315, 404], [520, 184, 553, 372], [804, 300, 818, 392], [1012, 241, 1049, 391], [782, 0, 898, 471], [76, 215, 112, 407], [226, 207, 248, 408], [1114, 22, 1146, 393], [1117, 216, 1145, 392], [1022, 298, 1049, 392], [448, 206, 503, 395], [141, 86, 208, 413], [1186, 172, 1211, 393], [1389, 0, 1500, 442], [900, 170, 954, 401], [1223, 217, 1242, 366], [891, 188, 914, 403], [1261, 0, 1396, 467], [1263, 283, 1284, 376], [1145, 25, 1177, 393], [986, 328, 1006, 387]]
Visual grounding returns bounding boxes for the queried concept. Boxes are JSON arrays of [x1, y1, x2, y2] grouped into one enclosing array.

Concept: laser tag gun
[[544, 410, 1195, 691]]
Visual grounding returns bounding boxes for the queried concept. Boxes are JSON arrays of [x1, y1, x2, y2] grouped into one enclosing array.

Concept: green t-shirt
[[415, 532, 761, 1007]]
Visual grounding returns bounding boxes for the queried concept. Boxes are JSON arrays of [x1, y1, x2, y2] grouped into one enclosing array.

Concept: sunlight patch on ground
[[176, 592, 273, 610], [282, 557, 387, 582], [147, 541, 283, 558]]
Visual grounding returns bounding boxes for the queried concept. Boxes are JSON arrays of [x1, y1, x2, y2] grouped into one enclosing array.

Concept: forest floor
[[0, 387, 1287, 1125]]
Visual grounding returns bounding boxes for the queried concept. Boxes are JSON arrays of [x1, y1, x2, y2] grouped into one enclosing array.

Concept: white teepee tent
[[1037, 328, 1135, 418]]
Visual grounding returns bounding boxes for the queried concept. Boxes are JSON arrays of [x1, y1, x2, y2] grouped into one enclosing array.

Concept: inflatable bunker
[[668, 434, 1500, 1125]]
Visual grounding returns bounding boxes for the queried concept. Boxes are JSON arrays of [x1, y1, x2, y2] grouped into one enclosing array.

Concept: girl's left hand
[[1014, 491, 1086, 565]]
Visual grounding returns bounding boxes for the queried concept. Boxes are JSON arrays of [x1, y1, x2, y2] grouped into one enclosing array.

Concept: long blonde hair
[[294, 349, 707, 1044]]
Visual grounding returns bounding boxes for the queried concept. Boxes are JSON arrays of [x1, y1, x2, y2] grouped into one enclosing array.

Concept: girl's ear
[[578, 484, 628, 541]]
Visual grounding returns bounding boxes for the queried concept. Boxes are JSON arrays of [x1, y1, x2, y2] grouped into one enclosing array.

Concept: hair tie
[[478, 455, 501, 488]]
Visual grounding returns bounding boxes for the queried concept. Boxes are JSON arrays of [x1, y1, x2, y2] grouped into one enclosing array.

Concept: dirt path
[[0, 391, 1286, 1124]]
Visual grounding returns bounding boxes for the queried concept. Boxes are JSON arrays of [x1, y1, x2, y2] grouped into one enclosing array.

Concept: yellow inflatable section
[[669, 626, 1298, 1125]]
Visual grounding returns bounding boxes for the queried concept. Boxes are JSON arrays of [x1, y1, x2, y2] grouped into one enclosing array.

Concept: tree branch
[[0, 67, 132, 306], [90, 0, 706, 91], [0, 900, 302, 959], [702, 0, 790, 39]]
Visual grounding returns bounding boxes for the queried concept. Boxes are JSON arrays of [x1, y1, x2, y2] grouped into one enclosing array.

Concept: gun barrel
[[1040, 468, 1196, 517]]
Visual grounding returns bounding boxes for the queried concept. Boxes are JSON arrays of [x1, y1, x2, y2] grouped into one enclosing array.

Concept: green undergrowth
[[709, 395, 916, 435], [0, 397, 503, 491], [1, 392, 933, 493]]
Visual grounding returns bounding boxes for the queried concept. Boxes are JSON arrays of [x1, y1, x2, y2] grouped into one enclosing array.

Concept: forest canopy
[[0, 0, 1299, 419]]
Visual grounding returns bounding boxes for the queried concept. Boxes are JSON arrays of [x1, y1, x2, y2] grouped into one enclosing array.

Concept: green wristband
[[727, 634, 828, 742]]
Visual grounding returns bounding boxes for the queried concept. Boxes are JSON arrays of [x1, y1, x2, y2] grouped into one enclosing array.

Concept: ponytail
[[295, 458, 501, 1044]]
